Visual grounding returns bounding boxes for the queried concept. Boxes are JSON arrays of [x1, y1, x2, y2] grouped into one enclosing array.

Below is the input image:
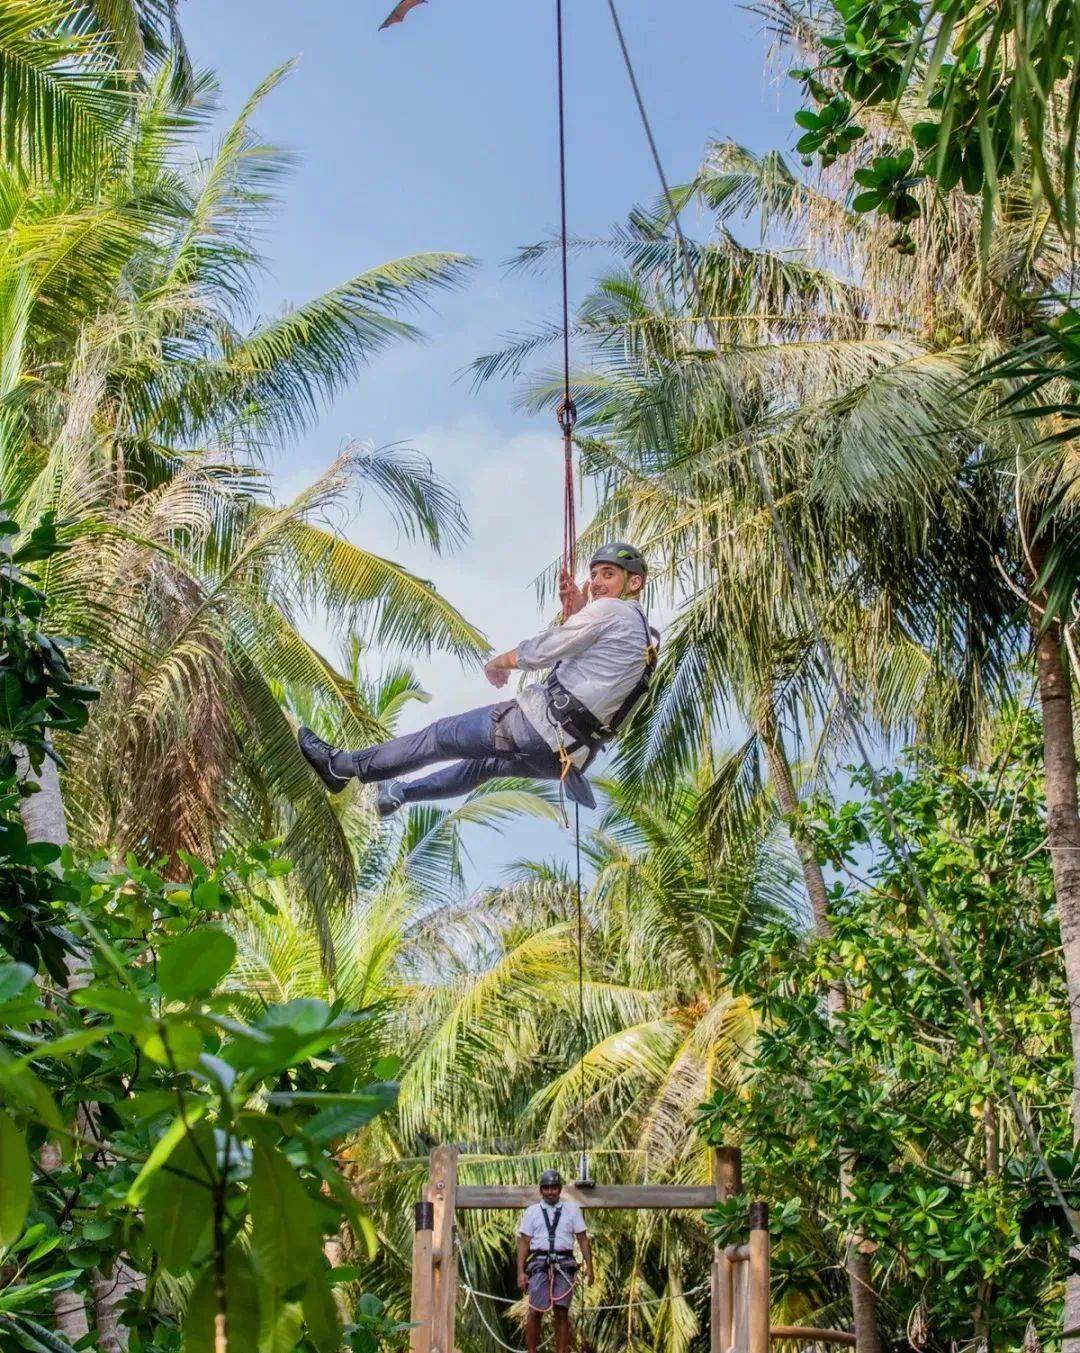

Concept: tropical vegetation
[[4, 1, 1080, 1351]]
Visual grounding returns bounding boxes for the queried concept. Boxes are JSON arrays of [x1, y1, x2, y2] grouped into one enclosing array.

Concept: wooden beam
[[748, 1203, 769, 1353], [715, 1252, 734, 1353], [771, 1328, 856, 1347], [711, 1147, 741, 1353], [709, 1147, 747, 1353], [455, 1183, 716, 1210], [409, 1200, 434, 1353], [428, 1147, 458, 1353]]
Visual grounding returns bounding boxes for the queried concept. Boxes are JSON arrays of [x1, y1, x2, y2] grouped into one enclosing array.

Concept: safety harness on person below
[[544, 604, 660, 782], [526, 1203, 579, 1312]]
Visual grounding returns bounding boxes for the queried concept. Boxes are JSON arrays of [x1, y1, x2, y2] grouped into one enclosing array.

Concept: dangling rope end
[[576, 1151, 595, 1189]]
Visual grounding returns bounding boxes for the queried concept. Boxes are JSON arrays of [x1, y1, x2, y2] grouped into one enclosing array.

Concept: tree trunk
[[17, 747, 138, 1349], [92, 1262, 142, 1353], [758, 696, 883, 1353], [15, 749, 69, 849], [1030, 621, 1080, 1350], [16, 746, 96, 1344]]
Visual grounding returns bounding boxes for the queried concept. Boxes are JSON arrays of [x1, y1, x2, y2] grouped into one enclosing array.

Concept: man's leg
[[299, 704, 507, 791], [395, 755, 529, 804], [526, 1307, 542, 1353], [553, 1305, 571, 1353]]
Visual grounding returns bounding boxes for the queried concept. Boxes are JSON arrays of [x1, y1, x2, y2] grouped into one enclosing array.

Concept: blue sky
[[182, 0, 798, 881]]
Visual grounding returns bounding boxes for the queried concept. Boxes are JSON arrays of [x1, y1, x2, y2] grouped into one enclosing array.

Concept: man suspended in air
[[297, 543, 659, 815], [517, 1169, 593, 1353]]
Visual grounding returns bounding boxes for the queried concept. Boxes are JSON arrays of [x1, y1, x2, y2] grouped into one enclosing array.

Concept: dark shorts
[[526, 1255, 577, 1311]]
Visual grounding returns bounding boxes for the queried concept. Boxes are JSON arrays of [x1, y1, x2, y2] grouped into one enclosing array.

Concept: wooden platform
[[408, 1146, 856, 1353]]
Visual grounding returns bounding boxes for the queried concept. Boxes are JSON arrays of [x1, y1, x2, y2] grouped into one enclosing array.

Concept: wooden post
[[429, 1147, 459, 1353], [748, 1202, 770, 1353], [711, 1148, 742, 1353], [715, 1147, 743, 1201], [410, 1200, 434, 1353]]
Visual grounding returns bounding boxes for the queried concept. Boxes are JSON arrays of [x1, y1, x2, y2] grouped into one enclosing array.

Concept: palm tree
[[379, 759, 797, 1352], [226, 754, 796, 1352], [0, 55, 487, 941], [474, 36, 1078, 1336]]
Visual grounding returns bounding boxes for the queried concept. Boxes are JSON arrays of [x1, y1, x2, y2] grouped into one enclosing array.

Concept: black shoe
[[376, 780, 405, 818], [297, 727, 351, 794]]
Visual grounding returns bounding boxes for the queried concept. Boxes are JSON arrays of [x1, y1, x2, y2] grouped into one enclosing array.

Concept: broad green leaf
[[0, 964, 34, 1005], [0, 1271, 79, 1315], [71, 984, 150, 1029], [182, 1244, 260, 1353], [249, 1141, 324, 1288], [0, 1112, 31, 1247], [302, 1089, 396, 1146], [301, 1273, 342, 1353], [0, 1313, 81, 1351], [258, 1291, 304, 1353], [138, 1020, 203, 1070], [11, 1027, 115, 1070], [127, 1103, 210, 1205], [159, 927, 236, 1002], [144, 1123, 215, 1273]]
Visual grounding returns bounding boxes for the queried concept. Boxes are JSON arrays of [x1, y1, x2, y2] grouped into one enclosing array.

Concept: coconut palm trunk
[[1027, 598, 1080, 1348], [759, 696, 882, 1353]]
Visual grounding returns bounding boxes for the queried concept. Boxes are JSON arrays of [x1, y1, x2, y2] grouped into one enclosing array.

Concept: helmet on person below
[[539, 1169, 563, 1190], [589, 542, 648, 578]]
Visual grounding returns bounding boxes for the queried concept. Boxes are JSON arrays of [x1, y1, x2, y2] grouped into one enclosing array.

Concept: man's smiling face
[[540, 1183, 562, 1205], [589, 562, 643, 600]]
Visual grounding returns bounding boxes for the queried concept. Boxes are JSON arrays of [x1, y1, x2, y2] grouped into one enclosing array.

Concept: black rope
[[602, 0, 1079, 1240]]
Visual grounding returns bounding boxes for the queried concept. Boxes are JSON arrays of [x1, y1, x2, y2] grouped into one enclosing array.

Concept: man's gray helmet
[[589, 542, 648, 577], [539, 1169, 563, 1190]]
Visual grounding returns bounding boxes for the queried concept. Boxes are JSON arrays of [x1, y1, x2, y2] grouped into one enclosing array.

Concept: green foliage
[[0, 510, 398, 1350], [698, 712, 1071, 1345], [852, 147, 922, 220], [0, 506, 98, 773], [0, 508, 97, 983], [794, 93, 865, 167], [0, 839, 399, 1350], [790, 0, 1075, 228]]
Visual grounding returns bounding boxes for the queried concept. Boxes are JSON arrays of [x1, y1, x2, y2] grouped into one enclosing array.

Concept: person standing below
[[517, 1169, 593, 1353]]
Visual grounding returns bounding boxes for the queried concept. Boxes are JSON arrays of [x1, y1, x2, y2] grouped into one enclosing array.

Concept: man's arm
[[577, 1230, 594, 1285], [517, 1233, 531, 1291], [485, 601, 613, 689], [484, 604, 614, 691], [485, 647, 519, 689]]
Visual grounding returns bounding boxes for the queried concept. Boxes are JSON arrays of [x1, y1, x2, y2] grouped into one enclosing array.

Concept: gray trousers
[[340, 701, 595, 807]]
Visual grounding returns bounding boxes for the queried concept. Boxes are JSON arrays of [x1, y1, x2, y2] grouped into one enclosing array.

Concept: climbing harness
[[524, 1203, 580, 1313], [544, 607, 660, 760], [602, 0, 1080, 1244]]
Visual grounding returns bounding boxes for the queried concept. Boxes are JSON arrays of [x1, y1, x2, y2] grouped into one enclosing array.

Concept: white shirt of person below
[[516, 1171, 594, 1353]]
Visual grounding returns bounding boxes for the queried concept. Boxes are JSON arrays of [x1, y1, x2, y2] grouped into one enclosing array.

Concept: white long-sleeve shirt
[[514, 597, 659, 766]]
